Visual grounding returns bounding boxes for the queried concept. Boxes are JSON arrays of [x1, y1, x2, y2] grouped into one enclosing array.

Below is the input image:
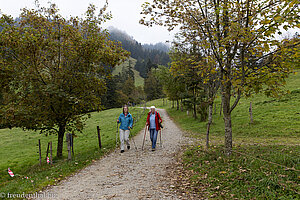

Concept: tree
[[141, 0, 299, 155], [144, 71, 163, 101], [0, 2, 129, 158], [115, 90, 129, 107], [123, 78, 136, 101], [154, 65, 185, 110], [169, 45, 206, 118], [128, 59, 135, 82], [101, 75, 119, 109], [170, 37, 220, 147]]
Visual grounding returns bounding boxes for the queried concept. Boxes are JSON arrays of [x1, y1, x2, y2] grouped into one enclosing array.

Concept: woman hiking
[[117, 105, 133, 153], [146, 106, 162, 151]]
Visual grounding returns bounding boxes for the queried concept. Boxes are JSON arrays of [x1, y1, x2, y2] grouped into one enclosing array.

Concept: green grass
[[0, 107, 147, 198], [150, 70, 300, 199], [112, 57, 144, 87], [146, 98, 168, 108], [183, 145, 299, 199], [156, 70, 300, 144]]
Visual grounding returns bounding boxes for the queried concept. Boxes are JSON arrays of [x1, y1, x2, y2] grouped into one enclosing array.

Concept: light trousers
[[119, 129, 130, 150]]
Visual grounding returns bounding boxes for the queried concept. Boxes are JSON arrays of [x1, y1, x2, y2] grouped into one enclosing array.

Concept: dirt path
[[36, 109, 189, 200]]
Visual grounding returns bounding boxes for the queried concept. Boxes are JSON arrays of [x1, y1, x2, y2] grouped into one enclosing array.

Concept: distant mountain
[[108, 27, 136, 43], [143, 42, 170, 53], [108, 27, 170, 78]]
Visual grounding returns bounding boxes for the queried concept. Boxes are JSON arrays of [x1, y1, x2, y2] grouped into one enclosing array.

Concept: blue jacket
[[118, 113, 133, 130]]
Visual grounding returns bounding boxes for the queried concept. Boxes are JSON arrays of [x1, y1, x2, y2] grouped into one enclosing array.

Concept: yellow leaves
[[263, 42, 270, 52], [289, 0, 298, 8], [261, 19, 271, 25], [274, 15, 282, 22]]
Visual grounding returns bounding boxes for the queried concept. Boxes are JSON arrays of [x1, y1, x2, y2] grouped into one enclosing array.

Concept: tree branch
[[229, 89, 241, 113]]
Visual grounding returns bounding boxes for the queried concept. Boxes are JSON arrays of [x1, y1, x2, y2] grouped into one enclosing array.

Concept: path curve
[[34, 109, 187, 200]]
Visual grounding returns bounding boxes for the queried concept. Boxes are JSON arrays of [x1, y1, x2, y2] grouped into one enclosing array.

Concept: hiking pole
[[130, 128, 138, 150], [131, 133, 137, 150], [115, 122, 119, 153], [160, 128, 162, 148], [131, 120, 138, 150], [142, 125, 147, 150]]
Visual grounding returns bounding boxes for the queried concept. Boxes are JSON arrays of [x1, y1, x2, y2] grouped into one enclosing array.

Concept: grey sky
[[0, 0, 175, 44], [0, 0, 298, 44]]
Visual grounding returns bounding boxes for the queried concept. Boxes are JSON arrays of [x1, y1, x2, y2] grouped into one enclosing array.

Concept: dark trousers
[[149, 128, 158, 149]]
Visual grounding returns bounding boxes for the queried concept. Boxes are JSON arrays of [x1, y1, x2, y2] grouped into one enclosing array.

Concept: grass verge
[[181, 145, 299, 199], [152, 70, 300, 199]]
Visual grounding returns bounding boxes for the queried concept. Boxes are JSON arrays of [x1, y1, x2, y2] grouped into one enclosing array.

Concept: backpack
[[156, 112, 163, 128]]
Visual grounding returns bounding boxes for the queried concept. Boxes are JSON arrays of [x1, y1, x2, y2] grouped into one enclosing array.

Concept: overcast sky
[[0, 0, 298, 44], [0, 0, 175, 44]]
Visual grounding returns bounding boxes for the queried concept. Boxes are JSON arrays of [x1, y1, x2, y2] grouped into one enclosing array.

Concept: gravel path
[[36, 108, 188, 200]]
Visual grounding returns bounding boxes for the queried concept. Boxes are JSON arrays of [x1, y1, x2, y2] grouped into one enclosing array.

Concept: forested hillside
[[108, 27, 170, 78], [112, 57, 143, 87]]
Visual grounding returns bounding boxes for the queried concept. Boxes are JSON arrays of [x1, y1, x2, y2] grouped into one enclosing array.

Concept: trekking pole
[[131, 119, 138, 151], [160, 128, 162, 148], [142, 125, 147, 150], [115, 122, 119, 152], [130, 132, 138, 150], [129, 127, 138, 150]]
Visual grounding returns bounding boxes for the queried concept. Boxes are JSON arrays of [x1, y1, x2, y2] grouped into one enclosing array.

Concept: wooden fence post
[[71, 134, 74, 156], [38, 139, 42, 166], [66, 133, 71, 160], [97, 126, 102, 149], [50, 141, 53, 164], [46, 142, 50, 161], [249, 102, 253, 124]]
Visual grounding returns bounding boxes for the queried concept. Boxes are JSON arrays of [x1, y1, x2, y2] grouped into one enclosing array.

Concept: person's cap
[[150, 106, 156, 109]]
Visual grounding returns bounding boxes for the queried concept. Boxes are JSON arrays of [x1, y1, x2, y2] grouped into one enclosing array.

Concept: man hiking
[[117, 105, 133, 153], [146, 106, 162, 151]]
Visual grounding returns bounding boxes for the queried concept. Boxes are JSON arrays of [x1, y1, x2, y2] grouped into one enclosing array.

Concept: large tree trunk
[[176, 99, 179, 110], [57, 123, 66, 158], [222, 80, 232, 156], [206, 103, 213, 148]]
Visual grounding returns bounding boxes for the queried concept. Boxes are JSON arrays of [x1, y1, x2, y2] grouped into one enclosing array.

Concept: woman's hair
[[123, 105, 128, 114]]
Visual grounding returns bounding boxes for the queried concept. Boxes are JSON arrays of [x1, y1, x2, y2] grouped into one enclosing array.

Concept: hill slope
[[147, 70, 300, 199], [112, 57, 144, 87], [108, 27, 170, 78]]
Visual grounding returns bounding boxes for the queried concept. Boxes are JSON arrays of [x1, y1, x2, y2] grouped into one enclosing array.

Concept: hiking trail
[[34, 108, 191, 200]]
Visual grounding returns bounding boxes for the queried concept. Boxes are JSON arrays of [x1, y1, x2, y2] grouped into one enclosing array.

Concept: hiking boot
[[151, 148, 155, 151], [127, 145, 130, 150], [120, 150, 124, 153]]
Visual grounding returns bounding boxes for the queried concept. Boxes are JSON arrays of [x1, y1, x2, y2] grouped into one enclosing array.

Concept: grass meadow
[[148, 70, 300, 199], [0, 107, 147, 198]]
